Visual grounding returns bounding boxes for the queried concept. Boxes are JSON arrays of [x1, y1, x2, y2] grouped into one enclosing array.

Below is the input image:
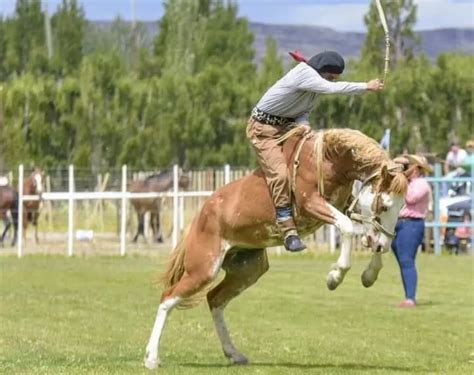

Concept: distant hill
[[250, 23, 474, 65], [91, 21, 474, 65]]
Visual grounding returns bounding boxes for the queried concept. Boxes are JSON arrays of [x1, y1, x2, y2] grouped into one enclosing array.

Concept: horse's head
[[349, 162, 407, 253], [178, 174, 191, 190], [28, 168, 44, 195]]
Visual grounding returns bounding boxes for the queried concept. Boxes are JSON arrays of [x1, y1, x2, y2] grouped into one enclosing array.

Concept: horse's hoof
[[230, 354, 249, 366], [361, 270, 377, 288], [327, 278, 339, 291], [144, 358, 160, 370], [144, 352, 160, 369], [326, 269, 341, 291]]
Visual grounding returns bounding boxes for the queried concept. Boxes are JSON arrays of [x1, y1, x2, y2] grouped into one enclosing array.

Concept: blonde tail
[[161, 229, 188, 289]]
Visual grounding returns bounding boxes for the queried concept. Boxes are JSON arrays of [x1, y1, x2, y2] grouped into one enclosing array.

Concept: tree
[[257, 36, 284, 93], [361, 0, 419, 73], [51, 0, 86, 74], [5, 0, 48, 74], [149, 0, 257, 167]]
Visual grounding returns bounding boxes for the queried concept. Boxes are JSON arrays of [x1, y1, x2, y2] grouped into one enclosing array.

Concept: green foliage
[[361, 0, 419, 72], [5, 0, 48, 75], [51, 0, 86, 74], [257, 36, 284, 93], [0, 0, 472, 171]]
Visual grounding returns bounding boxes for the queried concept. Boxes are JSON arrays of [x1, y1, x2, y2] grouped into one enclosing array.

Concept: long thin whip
[[375, 0, 390, 83]]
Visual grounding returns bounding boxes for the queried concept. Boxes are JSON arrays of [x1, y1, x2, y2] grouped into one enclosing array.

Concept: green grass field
[[0, 252, 473, 374]]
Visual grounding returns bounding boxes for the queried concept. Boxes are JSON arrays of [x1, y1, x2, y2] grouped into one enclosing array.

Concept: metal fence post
[[433, 163, 442, 255], [172, 165, 179, 249], [224, 164, 231, 185], [471, 157, 474, 255], [67, 165, 74, 256], [17, 165, 24, 258], [120, 165, 127, 256]]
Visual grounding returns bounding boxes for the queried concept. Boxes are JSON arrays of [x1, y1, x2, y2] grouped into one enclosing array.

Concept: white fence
[[17, 164, 219, 258]]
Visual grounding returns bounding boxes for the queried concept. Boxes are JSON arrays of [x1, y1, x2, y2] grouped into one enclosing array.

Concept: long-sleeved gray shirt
[[255, 62, 368, 124]]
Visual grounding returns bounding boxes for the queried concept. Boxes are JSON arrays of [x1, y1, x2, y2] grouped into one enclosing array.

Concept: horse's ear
[[380, 163, 391, 184]]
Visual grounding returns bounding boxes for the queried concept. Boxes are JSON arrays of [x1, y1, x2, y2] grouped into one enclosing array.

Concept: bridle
[[345, 166, 402, 239], [287, 128, 401, 240]]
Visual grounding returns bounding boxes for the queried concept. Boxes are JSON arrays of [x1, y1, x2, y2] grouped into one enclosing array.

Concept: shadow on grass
[[181, 361, 420, 372]]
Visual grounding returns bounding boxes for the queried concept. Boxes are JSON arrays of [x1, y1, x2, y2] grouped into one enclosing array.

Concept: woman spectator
[[392, 154, 433, 308]]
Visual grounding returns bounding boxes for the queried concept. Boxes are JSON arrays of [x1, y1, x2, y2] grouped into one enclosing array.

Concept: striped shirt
[[254, 63, 368, 124]]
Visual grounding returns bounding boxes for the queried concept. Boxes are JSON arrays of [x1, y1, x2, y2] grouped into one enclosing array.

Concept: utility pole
[[44, 0, 53, 59]]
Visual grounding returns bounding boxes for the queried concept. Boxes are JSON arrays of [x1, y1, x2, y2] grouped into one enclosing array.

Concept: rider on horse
[[247, 50, 384, 252]]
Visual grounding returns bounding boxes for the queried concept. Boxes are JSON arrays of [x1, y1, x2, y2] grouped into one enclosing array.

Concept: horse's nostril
[[376, 245, 383, 253]]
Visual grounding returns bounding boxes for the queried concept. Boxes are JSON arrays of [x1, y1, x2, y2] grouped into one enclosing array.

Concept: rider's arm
[[295, 64, 368, 94]]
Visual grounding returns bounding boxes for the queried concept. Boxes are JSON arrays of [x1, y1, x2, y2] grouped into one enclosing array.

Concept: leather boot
[[276, 216, 306, 252]]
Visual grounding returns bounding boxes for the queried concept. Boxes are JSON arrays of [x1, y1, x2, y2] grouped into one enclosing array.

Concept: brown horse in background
[[0, 177, 18, 247], [143, 128, 408, 369], [0, 168, 43, 247], [130, 170, 190, 243]]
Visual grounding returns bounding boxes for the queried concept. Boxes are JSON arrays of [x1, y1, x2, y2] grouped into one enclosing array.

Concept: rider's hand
[[367, 79, 384, 91]]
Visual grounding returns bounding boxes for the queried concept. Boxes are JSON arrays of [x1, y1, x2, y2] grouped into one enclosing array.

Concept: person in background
[[453, 211, 472, 251], [442, 141, 468, 196], [466, 140, 474, 155], [444, 141, 467, 175], [391, 154, 433, 308]]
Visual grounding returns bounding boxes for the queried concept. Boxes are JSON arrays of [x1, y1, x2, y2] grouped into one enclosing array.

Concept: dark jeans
[[391, 218, 425, 300]]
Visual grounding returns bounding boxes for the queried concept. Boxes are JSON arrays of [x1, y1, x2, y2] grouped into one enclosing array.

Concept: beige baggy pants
[[246, 118, 294, 209]]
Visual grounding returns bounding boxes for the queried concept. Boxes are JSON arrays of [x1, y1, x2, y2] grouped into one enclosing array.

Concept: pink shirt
[[399, 177, 432, 219]]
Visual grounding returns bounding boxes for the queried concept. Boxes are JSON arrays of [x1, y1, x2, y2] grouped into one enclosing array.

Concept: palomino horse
[[144, 128, 408, 369], [130, 171, 190, 243], [0, 168, 43, 246]]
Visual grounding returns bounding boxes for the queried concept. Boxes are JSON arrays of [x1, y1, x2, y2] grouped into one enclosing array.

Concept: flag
[[380, 129, 391, 151]]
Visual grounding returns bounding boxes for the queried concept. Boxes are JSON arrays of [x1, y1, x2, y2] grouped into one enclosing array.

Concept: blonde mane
[[313, 128, 407, 196]]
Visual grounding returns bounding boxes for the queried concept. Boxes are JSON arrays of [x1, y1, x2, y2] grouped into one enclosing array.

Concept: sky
[[0, 0, 472, 31]]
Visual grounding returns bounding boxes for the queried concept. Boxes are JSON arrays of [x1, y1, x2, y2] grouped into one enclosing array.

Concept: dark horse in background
[[130, 170, 190, 243], [0, 168, 43, 247]]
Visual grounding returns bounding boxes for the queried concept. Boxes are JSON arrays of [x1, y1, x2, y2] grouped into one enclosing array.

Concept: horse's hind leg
[[33, 212, 39, 244], [144, 231, 225, 369], [132, 212, 144, 243], [0, 219, 10, 246], [207, 248, 269, 365]]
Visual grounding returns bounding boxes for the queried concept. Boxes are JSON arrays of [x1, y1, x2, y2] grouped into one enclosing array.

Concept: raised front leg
[[303, 197, 354, 290], [361, 252, 383, 288]]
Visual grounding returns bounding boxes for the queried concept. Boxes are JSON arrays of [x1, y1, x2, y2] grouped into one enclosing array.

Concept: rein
[[291, 129, 313, 201], [276, 126, 313, 218]]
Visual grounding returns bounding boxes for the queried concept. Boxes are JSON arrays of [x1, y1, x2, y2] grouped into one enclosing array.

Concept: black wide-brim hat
[[308, 51, 345, 74]]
